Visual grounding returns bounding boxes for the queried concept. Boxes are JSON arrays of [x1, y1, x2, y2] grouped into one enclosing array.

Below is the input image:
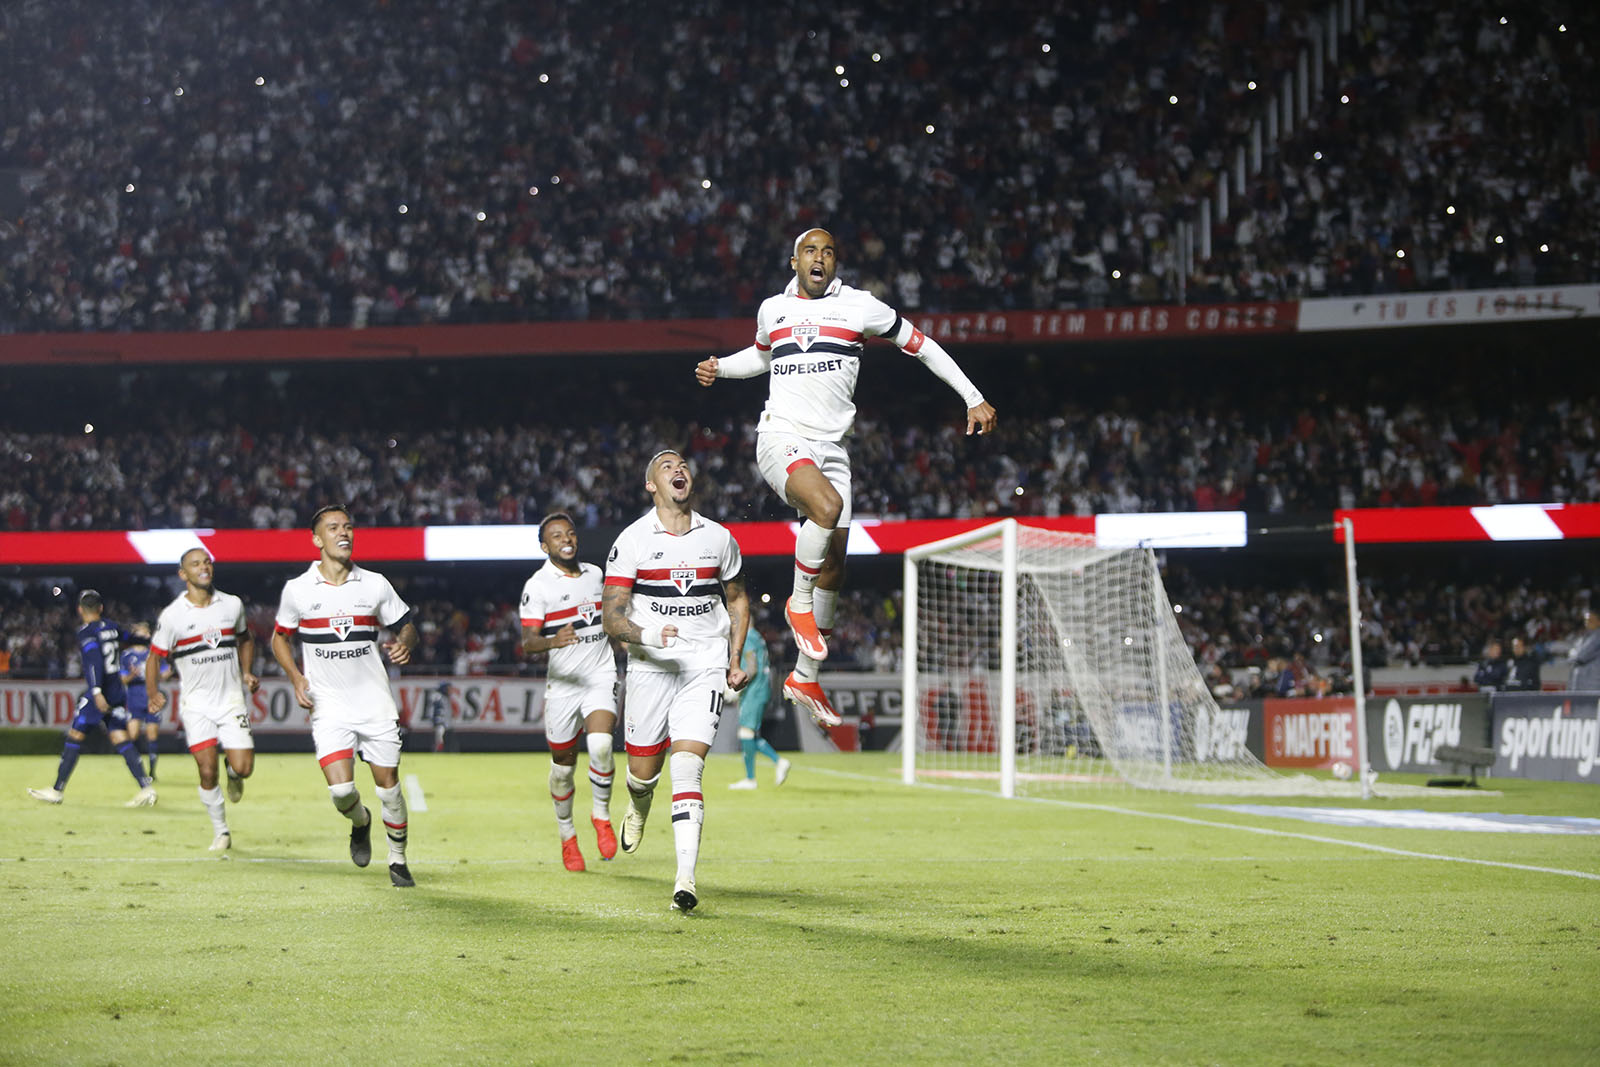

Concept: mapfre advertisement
[[1263, 697, 1357, 769], [1491, 693, 1600, 783], [0, 676, 552, 735], [1370, 695, 1491, 775]]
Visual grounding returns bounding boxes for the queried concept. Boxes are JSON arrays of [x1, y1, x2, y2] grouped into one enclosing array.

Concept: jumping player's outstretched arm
[[884, 318, 996, 435], [695, 345, 772, 386]]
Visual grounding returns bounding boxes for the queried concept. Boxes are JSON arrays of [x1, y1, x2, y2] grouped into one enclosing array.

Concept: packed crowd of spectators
[[2, 343, 1595, 531], [1207, 0, 1600, 302], [4, 0, 1594, 334]]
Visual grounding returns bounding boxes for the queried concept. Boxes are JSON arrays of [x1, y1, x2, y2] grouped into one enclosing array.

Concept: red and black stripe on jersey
[[767, 324, 865, 360], [166, 628, 239, 661], [295, 614, 379, 644], [526, 601, 604, 638], [630, 566, 724, 599]]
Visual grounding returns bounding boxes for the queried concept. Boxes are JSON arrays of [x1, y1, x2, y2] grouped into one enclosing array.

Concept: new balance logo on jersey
[[202, 627, 222, 649], [792, 324, 819, 351], [330, 615, 354, 640], [671, 568, 697, 595]]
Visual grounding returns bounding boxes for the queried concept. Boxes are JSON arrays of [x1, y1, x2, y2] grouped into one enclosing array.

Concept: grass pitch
[[2, 751, 1597, 1066]]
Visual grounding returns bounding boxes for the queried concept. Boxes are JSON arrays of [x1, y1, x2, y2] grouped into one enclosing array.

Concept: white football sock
[[669, 751, 706, 887], [585, 732, 615, 819], [790, 520, 832, 610], [626, 770, 659, 819], [329, 781, 367, 824], [549, 762, 577, 839], [198, 785, 228, 835], [375, 783, 408, 863]]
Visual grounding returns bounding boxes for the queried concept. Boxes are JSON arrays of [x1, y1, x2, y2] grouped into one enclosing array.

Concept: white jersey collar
[[306, 561, 365, 586], [783, 276, 842, 298]]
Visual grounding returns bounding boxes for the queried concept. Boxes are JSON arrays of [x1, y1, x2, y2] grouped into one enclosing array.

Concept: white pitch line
[[404, 773, 428, 812], [810, 766, 1600, 883]]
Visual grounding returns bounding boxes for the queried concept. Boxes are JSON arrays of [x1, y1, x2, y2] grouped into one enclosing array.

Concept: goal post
[[901, 519, 1385, 797]]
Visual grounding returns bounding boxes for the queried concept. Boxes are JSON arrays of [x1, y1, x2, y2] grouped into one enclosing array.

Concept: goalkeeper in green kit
[[728, 625, 791, 790]]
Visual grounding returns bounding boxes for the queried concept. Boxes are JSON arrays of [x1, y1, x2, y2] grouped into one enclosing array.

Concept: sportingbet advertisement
[[1490, 693, 1600, 783]]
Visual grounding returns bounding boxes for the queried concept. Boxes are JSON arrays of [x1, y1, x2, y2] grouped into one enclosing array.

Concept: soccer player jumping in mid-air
[[696, 228, 996, 726]]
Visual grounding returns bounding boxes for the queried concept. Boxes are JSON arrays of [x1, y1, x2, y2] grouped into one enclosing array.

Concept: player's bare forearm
[[270, 631, 303, 683], [237, 631, 260, 692], [522, 624, 577, 655], [723, 577, 750, 682], [602, 586, 645, 645], [385, 622, 419, 665], [144, 652, 167, 712]]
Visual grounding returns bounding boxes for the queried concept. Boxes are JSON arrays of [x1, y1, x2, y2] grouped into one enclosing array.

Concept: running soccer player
[[602, 450, 750, 913], [146, 548, 261, 851], [28, 590, 156, 807], [695, 227, 996, 726], [520, 512, 620, 872], [120, 622, 169, 782], [727, 625, 791, 790], [271, 506, 421, 888]]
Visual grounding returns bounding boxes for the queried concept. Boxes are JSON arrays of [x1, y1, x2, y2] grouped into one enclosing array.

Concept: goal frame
[[902, 519, 1022, 795]]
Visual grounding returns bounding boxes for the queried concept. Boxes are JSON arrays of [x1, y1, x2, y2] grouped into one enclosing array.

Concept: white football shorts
[[622, 666, 728, 756], [181, 699, 255, 754], [312, 707, 402, 770], [756, 432, 853, 526], [543, 674, 619, 753]]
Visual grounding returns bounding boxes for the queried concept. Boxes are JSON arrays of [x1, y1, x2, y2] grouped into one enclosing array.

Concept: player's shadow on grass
[[364, 868, 1159, 983]]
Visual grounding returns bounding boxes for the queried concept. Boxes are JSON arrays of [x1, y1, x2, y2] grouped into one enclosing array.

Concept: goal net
[[901, 520, 1398, 797]]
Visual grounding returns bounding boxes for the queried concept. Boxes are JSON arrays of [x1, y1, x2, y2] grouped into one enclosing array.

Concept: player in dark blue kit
[[120, 623, 171, 781], [28, 590, 158, 806]]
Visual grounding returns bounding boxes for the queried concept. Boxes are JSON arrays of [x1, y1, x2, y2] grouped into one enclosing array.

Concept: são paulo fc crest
[[671, 568, 697, 595], [791, 324, 819, 351], [202, 627, 222, 649], [577, 602, 598, 626], [330, 615, 355, 640]]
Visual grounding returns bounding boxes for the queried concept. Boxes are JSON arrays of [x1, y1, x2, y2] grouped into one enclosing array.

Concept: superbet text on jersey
[[520, 560, 614, 695], [604, 509, 742, 674], [274, 563, 410, 718]]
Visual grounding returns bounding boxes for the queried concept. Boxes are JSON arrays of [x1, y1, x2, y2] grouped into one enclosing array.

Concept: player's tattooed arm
[[603, 585, 676, 648], [602, 585, 644, 645], [723, 575, 751, 691]]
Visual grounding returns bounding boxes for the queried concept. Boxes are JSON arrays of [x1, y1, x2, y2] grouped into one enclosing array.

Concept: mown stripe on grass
[[814, 766, 1600, 883]]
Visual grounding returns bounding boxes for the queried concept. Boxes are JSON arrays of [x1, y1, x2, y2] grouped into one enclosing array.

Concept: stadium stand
[[4, 1, 1594, 331]]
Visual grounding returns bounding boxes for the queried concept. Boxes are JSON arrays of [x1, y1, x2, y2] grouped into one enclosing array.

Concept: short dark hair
[[645, 448, 683, 483], [538, 512, 575, 545], [78, 589, 103, 610], [309, 504, 351, 532]]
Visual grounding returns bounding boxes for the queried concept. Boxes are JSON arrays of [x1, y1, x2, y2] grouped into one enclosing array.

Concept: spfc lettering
[[330, 615, 355, 640], [792, 324, 820, 351], [577, 602, 599, 625], [202, 627, 222, 649], [671, 568, 697, 595]]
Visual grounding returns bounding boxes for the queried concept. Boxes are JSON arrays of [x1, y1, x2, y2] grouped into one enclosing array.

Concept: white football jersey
[[520, 561, 615, 696], [752, 282, 900, 441], [604, 508, 741, 674], [274, 563, 410, 718], [151, 590, 248, 712]]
